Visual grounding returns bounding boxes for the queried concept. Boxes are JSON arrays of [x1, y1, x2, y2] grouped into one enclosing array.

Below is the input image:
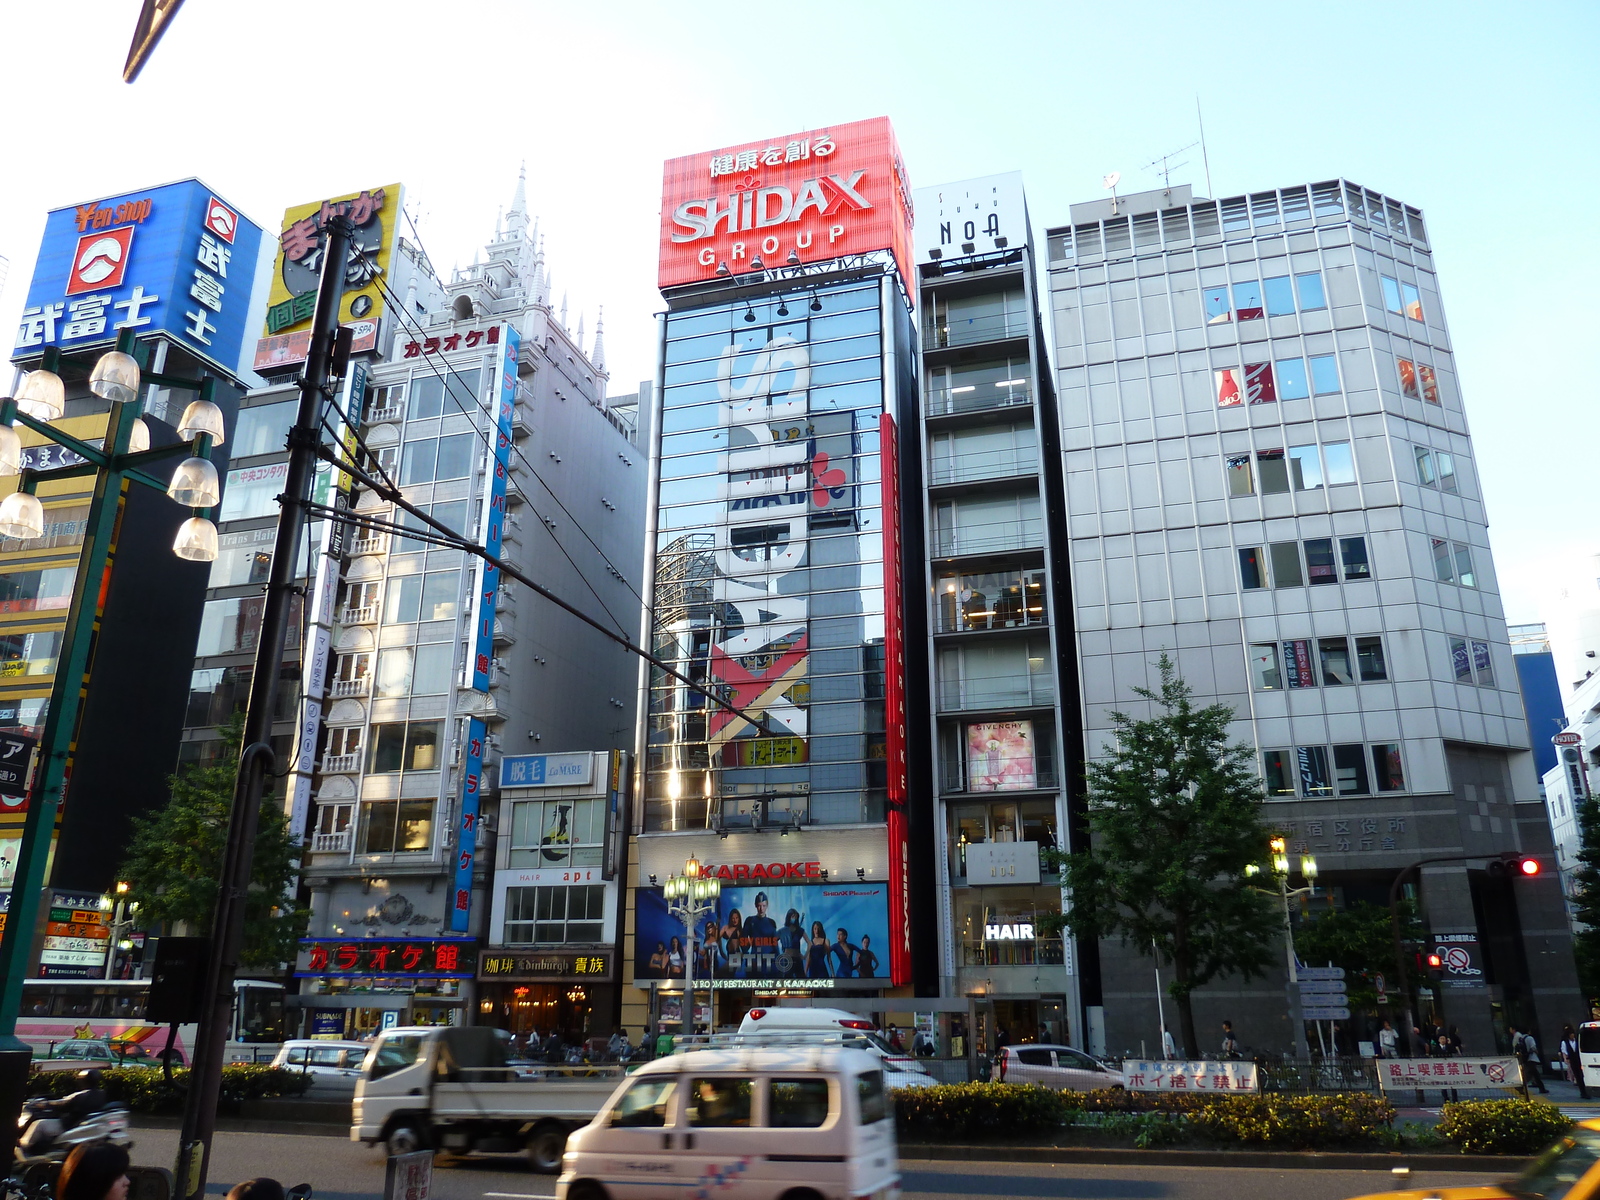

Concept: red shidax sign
[[659, 116, 914, 296]]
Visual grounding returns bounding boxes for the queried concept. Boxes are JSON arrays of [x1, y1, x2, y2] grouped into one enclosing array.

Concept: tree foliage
[[118, 712, 309, 968], [1571, 793, 1600, 1005], [1292, 900, 1423, 1008], [1042, 655, 1278, 1057]]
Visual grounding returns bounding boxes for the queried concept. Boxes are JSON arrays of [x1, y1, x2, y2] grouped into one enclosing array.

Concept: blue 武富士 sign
[[13, 179, 264, 378]]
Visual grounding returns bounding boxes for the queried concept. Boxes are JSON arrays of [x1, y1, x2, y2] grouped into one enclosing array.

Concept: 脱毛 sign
[[500, 753, 593, 789], [1122, 1060, 1259, 1093]]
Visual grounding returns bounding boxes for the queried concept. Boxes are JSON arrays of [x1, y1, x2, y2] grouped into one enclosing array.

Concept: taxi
[[1348, 1119, 1600, 1200]]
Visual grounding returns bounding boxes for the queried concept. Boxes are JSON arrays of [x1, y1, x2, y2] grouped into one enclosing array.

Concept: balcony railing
[[927, 381, 1032, 418], [312, 829, 352, 853], [927, 445, 1037, 487], [322, 752, 361, 774], [330, 677, 369, 698], [925, 311, 1030, 349], [351, 533, 388, 556], [367, 402, 404, 423], [339, 605, 376, 625], [931, 519, 1044, 558], [961, 938, 1065, 967]]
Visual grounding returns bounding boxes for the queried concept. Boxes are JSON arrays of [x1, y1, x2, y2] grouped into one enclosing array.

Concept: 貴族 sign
[[500, 753, 593, 789], [13, 179, 265, 378]]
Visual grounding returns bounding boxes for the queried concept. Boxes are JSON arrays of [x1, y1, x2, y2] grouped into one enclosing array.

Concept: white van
[[737, 1008, 937, 1090], [558, 1044, 900, 1200]]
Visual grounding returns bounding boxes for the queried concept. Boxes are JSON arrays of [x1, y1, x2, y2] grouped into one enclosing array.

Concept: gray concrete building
[[1045, 179, 1580, 1058]]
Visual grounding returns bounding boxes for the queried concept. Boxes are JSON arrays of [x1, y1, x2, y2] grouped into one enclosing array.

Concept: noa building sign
[[659, 116, 914, 296]]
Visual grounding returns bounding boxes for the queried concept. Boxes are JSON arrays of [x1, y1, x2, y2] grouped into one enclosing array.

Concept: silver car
[[271, 1039, 370, 1078], [994, 1043, 1122, 1090]]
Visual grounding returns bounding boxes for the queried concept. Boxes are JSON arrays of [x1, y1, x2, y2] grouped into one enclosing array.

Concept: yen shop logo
[[66, 226, 134, 295], [204, 196, 238, 244]]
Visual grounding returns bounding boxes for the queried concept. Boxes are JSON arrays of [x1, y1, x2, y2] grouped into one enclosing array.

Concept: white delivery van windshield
[[366, 1032, 425, 1079]]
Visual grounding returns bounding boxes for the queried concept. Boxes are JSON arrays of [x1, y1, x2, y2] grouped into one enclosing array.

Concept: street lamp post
[[103, 881, 139, 980], [663, 856, 721, 1038], [0, 330, 225, 1150], [1246, 836, 1318, 1059]]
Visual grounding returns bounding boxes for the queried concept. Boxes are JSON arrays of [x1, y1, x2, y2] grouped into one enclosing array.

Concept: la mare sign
[[984, 922, 1035, 941]]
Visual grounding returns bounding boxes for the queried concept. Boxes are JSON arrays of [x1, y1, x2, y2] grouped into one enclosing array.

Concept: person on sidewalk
[[1378, 1019, 1399, 1058], [1512, 1025, 1548, 1094], [1221, 1020, 1239, 1059], [1562, 1024, 1589, 1099]]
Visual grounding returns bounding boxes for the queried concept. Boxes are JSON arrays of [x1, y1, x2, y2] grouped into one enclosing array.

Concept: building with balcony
[[1046, 180, 1580, 1057], [182, 173, 646, 1036], [913, 173, 1081, 1048]]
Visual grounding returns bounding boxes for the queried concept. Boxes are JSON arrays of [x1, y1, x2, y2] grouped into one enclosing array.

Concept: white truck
[[351, 1026, 625, 1173]]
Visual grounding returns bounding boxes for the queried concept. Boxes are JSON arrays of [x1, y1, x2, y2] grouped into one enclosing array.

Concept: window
[[317, 803, 352, 842], [209, 528, 275, 588], [1288, 445, 1322, 490], [857, 1072, 887, 1124], [1233, 281, 1263, 320], [1372, 744, 1406, 791], [770, 1079, 830, 1128], [1263, 276, 1295, 317], [334, 652, 370, 685], [1472, 640, 1495, 686], [412, 643, 454, 694], [395, 500, 471, 552], [504, 884, 605, 944], [220, 462, 288, 521], [1401, 281, 1423, 322], [1415, 448, 1458, 493], [610, 1077, 675, 1127], [1323, 442, 1355, 486], [1451, 638, 1495, 686], [1435, 451, 1457, 493], [1269, 541, 1303, 587], [934, 565, 1049, 633], [1415, 446, 1437, 487], [685, 1077, 753, 1128], [1262, 749, 1295, 797], [1433, 538, 1455, 583], [1238, 547, 1264, 590], [1319, 637, 1354, 685], [368, 1034, 423, 1079], [401, 433, 474, 485], [1333, 744, 1370, 796], [408, 368, 480, 420], [357, 798, 433, 854], [1309, 355, 1340, 394], [326, 727, 362, 760], [1304, 538, 1337, 585], [1454, 542, 1477, 588], [340, 580, 380, 617], [1380, 275, 1404, 314], [1340, 537, 1371, 580], [1226, 454, 1254, 497], [1355, 636, 1387, 681], [384, 571, 460, 623], [1419, 363, 1440, 404], [1282, 639, 1315, 687], [509, 797, 605, 867], [1275, 357, 1309, 399], [1397, 358, 1419, 400], [0, 566, 74, 613], [232, 400, 296, 458], [186, 664, 251, 726], [375, 647, 413, 698], [1245, 362, 1276, 404], [366, 720, 442, 773], [1298, 745, 1332, 796], [1294, 272, 1326, 310], [1249, 644, 1281, 690], [1257, 448, 1288, 494], [367, 383, 405, 418], [1204, 286, 1231, 324]]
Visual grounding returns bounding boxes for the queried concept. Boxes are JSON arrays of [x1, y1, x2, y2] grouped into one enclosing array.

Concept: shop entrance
[[480, 982, 598, 1047]]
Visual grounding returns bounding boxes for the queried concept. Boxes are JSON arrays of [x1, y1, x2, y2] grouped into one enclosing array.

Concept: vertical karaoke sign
[[450, 322, 518, 933]]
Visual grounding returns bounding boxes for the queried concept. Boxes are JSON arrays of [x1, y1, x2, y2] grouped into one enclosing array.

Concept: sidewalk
[[1391, 1072, 1600, 1123]]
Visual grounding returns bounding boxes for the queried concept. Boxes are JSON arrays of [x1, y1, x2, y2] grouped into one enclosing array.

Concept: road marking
[[484, 1193, 547, 1198]]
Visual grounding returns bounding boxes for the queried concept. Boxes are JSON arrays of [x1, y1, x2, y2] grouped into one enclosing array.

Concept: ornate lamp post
[[1246, 835, 1319, 1059], [663, 855, 721, 1037]]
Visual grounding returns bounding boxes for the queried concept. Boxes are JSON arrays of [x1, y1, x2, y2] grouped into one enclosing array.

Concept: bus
[[17, 977, 286, 1064]]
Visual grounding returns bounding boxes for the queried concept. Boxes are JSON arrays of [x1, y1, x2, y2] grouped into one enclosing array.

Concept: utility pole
[[173, 215, 354, 1200]]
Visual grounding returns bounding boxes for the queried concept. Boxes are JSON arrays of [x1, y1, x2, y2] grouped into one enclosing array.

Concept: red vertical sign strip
[[880, 413, 911, 986]]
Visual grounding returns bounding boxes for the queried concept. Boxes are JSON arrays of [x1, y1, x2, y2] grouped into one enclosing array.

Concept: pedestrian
[[1562, 1025, 1589, 1099], [1378, 1019, 1399, 1059], [995, 1026, 1012, 1053], [1512, 1025, 1548, 1094], [608, 1027, 630, 1060], [56, 1143, 131, 1200], [543, 1028, 564, 1065], [1221, 1020, 1239, 1059], [1160, 1027, 1177, 1058], [886, 1024, 905, 1054]]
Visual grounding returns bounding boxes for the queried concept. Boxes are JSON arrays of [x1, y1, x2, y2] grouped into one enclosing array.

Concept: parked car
[[737, 1006, 938, 1089], [33, 1040, 125, 1072], [993, 1043, 1122, 1090], [271, 1039, 371, 1078]]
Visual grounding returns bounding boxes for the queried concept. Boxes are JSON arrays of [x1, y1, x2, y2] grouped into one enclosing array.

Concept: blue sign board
[[470, 323, 518, 690], [13, 179, 264, 378], [500, 753, 594, 789], [448, 717, 486, 935]]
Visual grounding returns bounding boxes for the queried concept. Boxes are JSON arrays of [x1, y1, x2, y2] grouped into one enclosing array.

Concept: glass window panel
[[1419, 364, 1440, 405], [1203, 287, 1231, 324], [1355, 636, 1387, 682], [369, 724, 405, 774], [1249, 644, 1281, 690], [434, 433, 474, 481], [1340, 537, 1371, 581], [1288, 445, 1322, 490], [1372, 744, 1406, 791], [1233, 281, 1263, 320], [1318, 637, 1353, 685], [1309, 355, 1340, 394], [1401, 282, 1423, 322], [1226, 454, 1254, 497], [1215, 367, 1242, 407], [1333, 744, 1370, 796], [412, 642, 453, 694], [232, 401, 296, 458], [1244, 362, 1276, 404], [1380, 275, 1404, 314], [1414, 446, 1436, 487], [1275, 358, 1309, 400], [375, 648, 412, 698], [420, 573, 458, 622], [396, 799, 433, 851], [1269, 541, 1303, 587], [1454, 543, 1477, 588], [401, 440, 436, 485], [405, 722, 441, 770], [1263, 750, 1295, 797], [1472, 640, 1495, 687], [431, 500, 469, 538], [1238, 547, 1264, 590], [1294, 272, 1326, 310], [770, 1079, 830, 1129], [385, 574, 423, 623], [687, 1078, 753, 1127], [1436, 451, 1458, 493], [1450, 637, 1474, 683], [220, 464, 288, 521], [1323, 442, 1355, 485], [1257, 449, 1289, 494], [1263, 276, 1295, 317], [409, 374, 445, 420], [1304, 538, 1337, 585], [1397, 359, 1419, 400], [1282, 639, 1315, 687], [1297, 746, 1332, 797], [358, 801, 398, 854]]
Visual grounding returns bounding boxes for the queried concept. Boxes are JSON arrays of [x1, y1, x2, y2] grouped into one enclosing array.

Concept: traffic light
[[1487, 852, 1541, 879], [1425, 952, 1444, 981]]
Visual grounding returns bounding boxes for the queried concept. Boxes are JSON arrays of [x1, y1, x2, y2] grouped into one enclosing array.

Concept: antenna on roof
[[1102, 171, 1121, 215], [1196, 96, 1214, 198], [1142, 141, 1200, 191]]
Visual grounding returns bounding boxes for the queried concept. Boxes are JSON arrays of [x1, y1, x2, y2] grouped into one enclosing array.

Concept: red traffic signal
[[1518, 856, 1541, 877], [1488, 853, 1541, 879]]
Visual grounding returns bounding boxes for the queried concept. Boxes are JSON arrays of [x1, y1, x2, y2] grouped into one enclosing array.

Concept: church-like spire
[[591, 306, 606, 371], [560, 291, 568, 329], [576, 312, 586, 351], [506, 161, 528, 240]]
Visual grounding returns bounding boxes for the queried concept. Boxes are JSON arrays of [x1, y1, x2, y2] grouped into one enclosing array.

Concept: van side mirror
[[286, 1184, 312, 1200]]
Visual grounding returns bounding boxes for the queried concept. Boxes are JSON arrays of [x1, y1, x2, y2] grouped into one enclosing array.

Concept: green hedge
[[27, 1065, 313, 1113], [1437, 1099, 1573, 1156], [893, 1083, 1071, 1139], [1182, 1093, 1396, 1148]]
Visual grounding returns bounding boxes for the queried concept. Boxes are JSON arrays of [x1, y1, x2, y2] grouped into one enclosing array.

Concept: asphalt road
[[127, 1125, 1483, 1200]]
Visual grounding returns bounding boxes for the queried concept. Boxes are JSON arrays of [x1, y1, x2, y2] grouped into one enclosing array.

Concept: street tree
[[1571, 792, 1600, 1004], [1041, 655, 1278, 1056], [118, 712, 308, 968], [1293, 900, 1423, 1009]]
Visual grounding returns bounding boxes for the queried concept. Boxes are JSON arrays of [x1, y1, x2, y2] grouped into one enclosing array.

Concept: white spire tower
[[591, 306, 606, 372]]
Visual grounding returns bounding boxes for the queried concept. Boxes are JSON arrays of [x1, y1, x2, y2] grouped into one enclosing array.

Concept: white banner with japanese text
[[1378, 1057, 1522, 1091], [1122, 1060, 1259, 1093]]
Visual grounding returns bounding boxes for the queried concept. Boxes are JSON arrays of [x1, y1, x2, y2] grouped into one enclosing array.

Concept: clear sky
[[0, 0, 1593, 624]]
